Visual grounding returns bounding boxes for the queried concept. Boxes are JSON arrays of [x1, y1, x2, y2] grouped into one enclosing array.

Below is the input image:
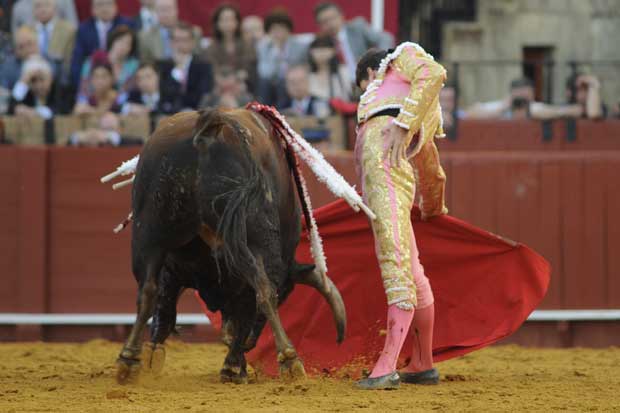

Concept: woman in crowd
[[77, 25, 139, 102], [307, 35, 352, 102], [73, 53, 119, 114], [202, 3, 256, 91], [256, 9, 307, 107]]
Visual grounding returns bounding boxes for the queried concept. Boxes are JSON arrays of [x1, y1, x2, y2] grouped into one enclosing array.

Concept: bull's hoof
[[115, 357, 141, 385], [277, 349, 306, 381], [141, 343, 166, 375], [220, 365, 248, 384]]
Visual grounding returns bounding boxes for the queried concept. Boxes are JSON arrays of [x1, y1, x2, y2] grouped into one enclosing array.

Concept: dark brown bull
[[116, 108, 346, 384]]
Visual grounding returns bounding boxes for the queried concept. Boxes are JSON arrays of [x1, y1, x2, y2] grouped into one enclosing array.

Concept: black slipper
[[398, 368, 440, 385]]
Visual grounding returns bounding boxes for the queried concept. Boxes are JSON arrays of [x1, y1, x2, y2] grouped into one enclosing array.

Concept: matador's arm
[[389, 44, 447, 138], [387, 44, 448, 219]]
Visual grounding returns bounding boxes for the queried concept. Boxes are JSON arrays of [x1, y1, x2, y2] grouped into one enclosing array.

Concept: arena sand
[[1, 340, 619, 412]]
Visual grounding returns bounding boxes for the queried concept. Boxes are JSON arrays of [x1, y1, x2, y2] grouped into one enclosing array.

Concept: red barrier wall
[[1, 120, 620, 343]]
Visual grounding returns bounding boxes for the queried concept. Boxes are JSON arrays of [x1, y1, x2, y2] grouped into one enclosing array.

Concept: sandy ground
[[0, 340, 619, 412]]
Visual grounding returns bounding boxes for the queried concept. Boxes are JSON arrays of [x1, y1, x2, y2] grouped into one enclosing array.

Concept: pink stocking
[[402, 303, 435, 373], [369, 304, 414, 378]]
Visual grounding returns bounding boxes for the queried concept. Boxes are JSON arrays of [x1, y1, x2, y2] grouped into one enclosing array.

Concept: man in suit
[[0, 26, 39, 90], [8, 55, 62, 118], [314, 2, 393, 78], [11, 0, 77, 33], [132, 0, 158, 32], [29, 0, 75, 84], [256, 9, 307, 107], [70, 0, 134, 85], [69, 111, 143, 146], [121, 63, 175, 115], [280, 65, 328, 117], [158, 22, 213, 111], [138, 0, 201, 63]]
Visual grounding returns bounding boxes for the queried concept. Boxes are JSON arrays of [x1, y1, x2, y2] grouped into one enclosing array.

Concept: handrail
[[1, 310, 619, 325]]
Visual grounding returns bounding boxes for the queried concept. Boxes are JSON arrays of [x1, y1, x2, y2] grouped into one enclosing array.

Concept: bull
[[115, 108, 347, 384]]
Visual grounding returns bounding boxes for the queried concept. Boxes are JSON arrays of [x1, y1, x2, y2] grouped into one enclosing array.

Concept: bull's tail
[[193, 109, 262, 283]]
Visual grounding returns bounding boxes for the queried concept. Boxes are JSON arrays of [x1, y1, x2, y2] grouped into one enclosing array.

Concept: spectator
[[466, 77, 587, 120], [159, 22, 213, 112], [280, 65, 328, 117], [307, 35, 351, 102], [69, 111, 142, 146], [132, 0, 158, 31], [73, 53, 119, 114], [439, 82, 465, 135], [202, 3, 256, 90], [8, 55, 61, 118], [256, 9, 307, 106], [12, 0, 77, 34], [314, 2, 393, 78], [565, 73, 604, 119], [77, 25, 139, 101], [241, 15, 264, 46], [611, 101, 620, 119], [0, 26, 39, 90], [200, 65, 253, 109], [70, 0, 134, 85], [138, 0, 201, 63], [28, 0, 75, 84], [122, 62, 173, 115]]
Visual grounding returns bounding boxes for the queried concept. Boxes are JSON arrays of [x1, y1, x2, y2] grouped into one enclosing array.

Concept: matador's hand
[[381, 122, 409, 168]]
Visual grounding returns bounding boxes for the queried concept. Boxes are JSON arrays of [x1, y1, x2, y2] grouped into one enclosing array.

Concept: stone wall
[[440, 0, 620, 108]]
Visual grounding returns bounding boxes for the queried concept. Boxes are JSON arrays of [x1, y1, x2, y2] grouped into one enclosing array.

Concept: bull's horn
[[295, 266, 346, 343]]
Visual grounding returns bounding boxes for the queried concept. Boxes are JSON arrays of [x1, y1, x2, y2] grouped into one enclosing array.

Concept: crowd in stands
[[0, 0, 394, 146], [0, 0, 616, 146], [440, 74, 614, 134]]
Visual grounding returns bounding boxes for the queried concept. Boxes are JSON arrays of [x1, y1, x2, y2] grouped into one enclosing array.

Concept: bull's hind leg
[[117, 249, 166, 384], [220, 314, 253, 384], [142, 267, 183, 376], [254, 255, 306, 380]]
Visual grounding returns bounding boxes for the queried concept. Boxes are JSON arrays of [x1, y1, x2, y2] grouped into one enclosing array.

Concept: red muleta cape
[[197, 199, 550, 376]]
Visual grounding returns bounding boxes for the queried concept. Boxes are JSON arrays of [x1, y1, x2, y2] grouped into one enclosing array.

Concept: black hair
[[308, 35, 339, 73], [565, 72, 584, 104], [509, 77, 534, 90], [264, 9, 293, 33], [314, 2, 341, 20], [173, 21, 196, 39], [211, 3, 241, 41], [137, 62, 157, 72], [106, 24, 136, 57], [355, 48, 387, 87]]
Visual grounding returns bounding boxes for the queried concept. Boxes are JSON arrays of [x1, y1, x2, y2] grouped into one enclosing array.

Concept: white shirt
[[140, 7, 158, 30], [171, 55, 193, 88], [337, 28, 357, 79], [142, 92, 160, 110], [95, 19, 112, 49], [292, 96, 312, 115], [35, 19, 55, 56]]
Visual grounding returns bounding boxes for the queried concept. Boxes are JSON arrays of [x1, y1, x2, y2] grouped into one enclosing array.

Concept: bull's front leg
[[254, 254, 306, 380]]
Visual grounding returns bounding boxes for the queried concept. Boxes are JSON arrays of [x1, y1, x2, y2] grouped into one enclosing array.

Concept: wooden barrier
[[1, 120, 620, 343]]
